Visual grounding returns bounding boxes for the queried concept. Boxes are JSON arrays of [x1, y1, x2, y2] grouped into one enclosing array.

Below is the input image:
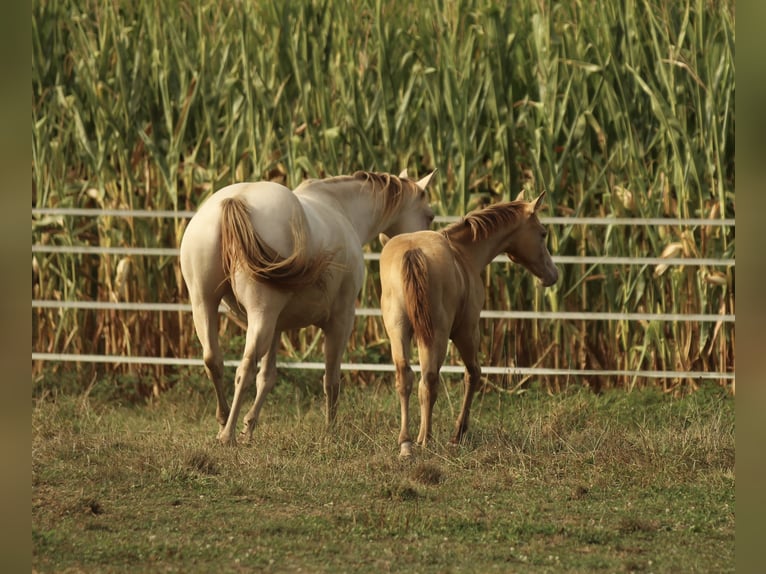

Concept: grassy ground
[[33, 374, 734, 573]]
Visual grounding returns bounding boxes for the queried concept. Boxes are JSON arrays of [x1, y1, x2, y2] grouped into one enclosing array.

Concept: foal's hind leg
[[388, 325, 415, 456], [450, 327, 482, 444], [415, 332, 449, 447]]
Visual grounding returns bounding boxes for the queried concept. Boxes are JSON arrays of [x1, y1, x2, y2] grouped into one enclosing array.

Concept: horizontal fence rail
[[31, 300, 735, 323], [30, 244, 735, 268], [32, 208, 735, 382], [31, 352, 735, 381], [32, 207, 737, 227]]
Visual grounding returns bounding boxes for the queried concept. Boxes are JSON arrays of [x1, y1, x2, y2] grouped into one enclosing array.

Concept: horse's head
[[380, 171, 436, 237], [506, 192, 559, 286]]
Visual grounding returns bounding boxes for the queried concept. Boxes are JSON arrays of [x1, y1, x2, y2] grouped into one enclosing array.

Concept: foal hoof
[[399, 441, 413, 457]]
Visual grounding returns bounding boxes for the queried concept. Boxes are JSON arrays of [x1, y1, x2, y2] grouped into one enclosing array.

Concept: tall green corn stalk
[[32, 0, 734, 395]]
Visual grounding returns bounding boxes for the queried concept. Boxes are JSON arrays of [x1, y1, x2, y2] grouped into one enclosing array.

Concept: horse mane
[[441, 201, 525, 242], [220, 196, 334, 291], [356, 171, 424, 219], [307, 171, 418, 219]]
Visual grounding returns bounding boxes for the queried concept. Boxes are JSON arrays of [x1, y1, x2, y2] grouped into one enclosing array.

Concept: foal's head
[[506, 192, 559, 286]]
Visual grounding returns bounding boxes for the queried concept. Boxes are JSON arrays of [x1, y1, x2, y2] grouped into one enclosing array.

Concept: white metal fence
[[32, 208, 735, 382]]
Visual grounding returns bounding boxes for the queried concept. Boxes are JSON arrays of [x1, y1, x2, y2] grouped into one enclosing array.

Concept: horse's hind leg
[[450, 327, 482, 444], [240, 332, 280, 443], [218, 309, 279, 446], [189, 294, 229, 436]]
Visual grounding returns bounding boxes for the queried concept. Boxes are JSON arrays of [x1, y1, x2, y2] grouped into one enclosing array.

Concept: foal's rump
[[381, 231, 456, 346]]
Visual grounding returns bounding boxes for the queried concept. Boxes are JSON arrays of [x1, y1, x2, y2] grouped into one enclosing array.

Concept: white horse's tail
[[220, 196, 333, 291], [401, 248, 434, 346]]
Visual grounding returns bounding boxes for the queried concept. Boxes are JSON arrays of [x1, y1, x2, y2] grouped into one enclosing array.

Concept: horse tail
[[220, 196, 333, 291], [401, 248, 434, 346]]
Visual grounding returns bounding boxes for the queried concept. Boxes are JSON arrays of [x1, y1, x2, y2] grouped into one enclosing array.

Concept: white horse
[[179, 171, 435, 445]]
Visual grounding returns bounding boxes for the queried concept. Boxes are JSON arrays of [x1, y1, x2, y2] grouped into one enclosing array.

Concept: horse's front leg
[[240, 333, 280, 443], [321, 310, 355, 426]]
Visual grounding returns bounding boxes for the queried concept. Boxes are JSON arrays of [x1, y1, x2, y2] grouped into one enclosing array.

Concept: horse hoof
[[399, 441, 413, 457], [217, 433, 237, 446], [239, 431, 253, 445]]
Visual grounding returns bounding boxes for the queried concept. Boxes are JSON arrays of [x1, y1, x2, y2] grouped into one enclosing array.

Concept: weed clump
[[410, 462, 443, 486]]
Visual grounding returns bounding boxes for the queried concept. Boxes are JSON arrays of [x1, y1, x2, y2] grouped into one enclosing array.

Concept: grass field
[[33, 374, 734, 573]]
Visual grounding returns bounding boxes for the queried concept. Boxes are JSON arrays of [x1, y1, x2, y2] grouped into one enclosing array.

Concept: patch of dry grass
[[33, 381, 734, 572]]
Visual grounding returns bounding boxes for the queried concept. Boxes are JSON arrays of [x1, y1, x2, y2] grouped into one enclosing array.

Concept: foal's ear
[[533, 191, 547, 212], [514, 189, 526, 202], [415, 169, 437, 191], [399, 169, 409, 179], [379, 233, 391, 246]]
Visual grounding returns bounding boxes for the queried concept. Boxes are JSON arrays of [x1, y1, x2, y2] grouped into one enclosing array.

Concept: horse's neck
[[298, 182, 382, 244]]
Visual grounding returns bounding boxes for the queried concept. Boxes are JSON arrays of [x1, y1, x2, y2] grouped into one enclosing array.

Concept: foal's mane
[[442, 201, 525, 241]]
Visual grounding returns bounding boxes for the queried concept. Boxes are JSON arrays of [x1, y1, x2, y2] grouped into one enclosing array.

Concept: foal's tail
[[220, 196, 333, 291], [401, 248, 434, 346]]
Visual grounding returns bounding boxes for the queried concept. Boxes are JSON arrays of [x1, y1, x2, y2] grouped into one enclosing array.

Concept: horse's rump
[[402, 248, 434, 346], [220, 196, 333, 291]]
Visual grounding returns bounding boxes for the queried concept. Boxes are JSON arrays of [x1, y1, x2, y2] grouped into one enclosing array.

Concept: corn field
[[32, 0, 735, 395]]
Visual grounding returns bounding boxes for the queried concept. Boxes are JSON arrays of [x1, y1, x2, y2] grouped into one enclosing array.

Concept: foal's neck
[[446, 222, 520, 272]]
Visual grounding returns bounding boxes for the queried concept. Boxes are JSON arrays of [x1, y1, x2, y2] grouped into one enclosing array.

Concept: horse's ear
[[514, 189, 525, 202], [399, 169, 409, 179], [379, 233, 390, 246], [533, 191, 547, 212], [415, 169, 437, 190]]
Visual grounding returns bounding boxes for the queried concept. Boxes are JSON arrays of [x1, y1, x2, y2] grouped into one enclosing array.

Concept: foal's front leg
[[450, 328, 482, 444]]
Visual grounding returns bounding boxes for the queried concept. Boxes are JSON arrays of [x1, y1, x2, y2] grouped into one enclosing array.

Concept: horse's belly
[[276, 293, 331, 330], [275, 269, 360, 331]]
